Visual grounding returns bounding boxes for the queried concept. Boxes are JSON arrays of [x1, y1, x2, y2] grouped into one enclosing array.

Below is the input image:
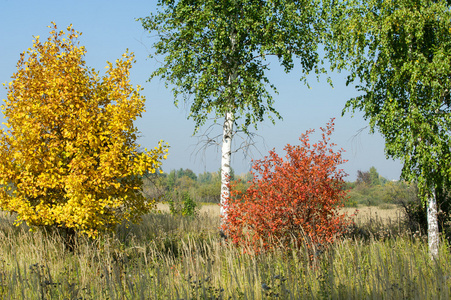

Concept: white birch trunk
[[220, 112, 234, 222], [427, 190, 439, 259], [220, 28, 237, 226]]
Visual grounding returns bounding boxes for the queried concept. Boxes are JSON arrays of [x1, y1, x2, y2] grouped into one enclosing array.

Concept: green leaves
[[139, 0, 325, 133], [329, 0, 451, 196]]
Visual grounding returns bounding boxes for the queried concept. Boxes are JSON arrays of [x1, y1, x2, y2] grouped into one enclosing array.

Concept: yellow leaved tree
[[0, 23, 168, 237]]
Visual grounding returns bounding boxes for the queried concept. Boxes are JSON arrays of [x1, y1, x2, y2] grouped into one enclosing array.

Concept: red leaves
[[222, 119, 351, 252]]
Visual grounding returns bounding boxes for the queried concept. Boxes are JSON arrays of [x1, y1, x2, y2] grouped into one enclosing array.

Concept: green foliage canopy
[[328, 0, 451, 196], [139, 0, 327, 133]]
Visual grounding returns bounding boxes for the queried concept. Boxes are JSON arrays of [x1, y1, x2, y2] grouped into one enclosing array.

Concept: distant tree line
[[346, 167, 451, 240], [143, 166, 420, 208], [142, 168, 252, 204], [345, 167, 417, 208]]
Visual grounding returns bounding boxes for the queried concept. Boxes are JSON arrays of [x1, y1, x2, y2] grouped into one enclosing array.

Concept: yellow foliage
[[0, 22, 168, 238]]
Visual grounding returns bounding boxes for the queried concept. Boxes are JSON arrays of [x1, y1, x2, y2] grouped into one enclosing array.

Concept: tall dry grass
[[0, 206, 449, 299]]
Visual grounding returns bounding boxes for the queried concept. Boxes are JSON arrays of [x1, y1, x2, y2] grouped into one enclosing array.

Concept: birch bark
[[427, 190, 439, 259], [220, 29, 237, 223], [220, 112, 234, 221]]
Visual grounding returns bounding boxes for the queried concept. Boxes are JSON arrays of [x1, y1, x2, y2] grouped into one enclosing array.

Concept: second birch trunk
[[220, 112, 234, 222], [428, 190, 439, 259]]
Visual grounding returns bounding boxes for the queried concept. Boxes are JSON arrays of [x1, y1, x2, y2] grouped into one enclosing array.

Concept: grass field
[[0, 204, 449, 299], [159, 203, 402, 219]]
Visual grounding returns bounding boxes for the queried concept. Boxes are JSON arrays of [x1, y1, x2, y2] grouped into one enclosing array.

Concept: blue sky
[[0, 0, 402, 181]]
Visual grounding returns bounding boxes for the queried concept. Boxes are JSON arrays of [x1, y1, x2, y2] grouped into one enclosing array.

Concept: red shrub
[[222, 119, 350, 251]]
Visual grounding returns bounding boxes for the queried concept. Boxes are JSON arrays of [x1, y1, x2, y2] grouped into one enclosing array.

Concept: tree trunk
[[220, 26, 237, 226], [220, 112, 234, 223], [427, 189, 439, 259]]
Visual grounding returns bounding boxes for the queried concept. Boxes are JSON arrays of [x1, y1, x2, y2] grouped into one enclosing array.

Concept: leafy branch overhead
[[327, 0, 451, 192], [139, 0, 327, 133]]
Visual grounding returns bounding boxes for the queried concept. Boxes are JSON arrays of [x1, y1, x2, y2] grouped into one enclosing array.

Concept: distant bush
[[197, 182, 221, 203], [167, 191, 199, 217]]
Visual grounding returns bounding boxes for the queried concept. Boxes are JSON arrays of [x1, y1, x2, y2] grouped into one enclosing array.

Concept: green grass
[[0, 208, 449, 299]]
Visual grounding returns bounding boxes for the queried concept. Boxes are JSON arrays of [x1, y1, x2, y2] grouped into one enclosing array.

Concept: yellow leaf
[[0, 23, 167, 238]]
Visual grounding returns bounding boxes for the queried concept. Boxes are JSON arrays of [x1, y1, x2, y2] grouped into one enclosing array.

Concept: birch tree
[[327, 0, 451, 258], [139, 0, 326, 221]]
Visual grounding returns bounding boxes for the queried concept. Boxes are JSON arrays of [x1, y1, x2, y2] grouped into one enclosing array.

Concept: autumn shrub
[[223, 119, 351, 251], [0, 23, 168, 237], [167, 191, 199, 217]]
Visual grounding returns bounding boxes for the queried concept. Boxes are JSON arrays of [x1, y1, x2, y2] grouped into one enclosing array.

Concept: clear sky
[[0, 0, 403, 181]]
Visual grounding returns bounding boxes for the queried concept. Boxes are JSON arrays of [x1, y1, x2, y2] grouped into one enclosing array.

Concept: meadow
[[0, 204, 449, 299]]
